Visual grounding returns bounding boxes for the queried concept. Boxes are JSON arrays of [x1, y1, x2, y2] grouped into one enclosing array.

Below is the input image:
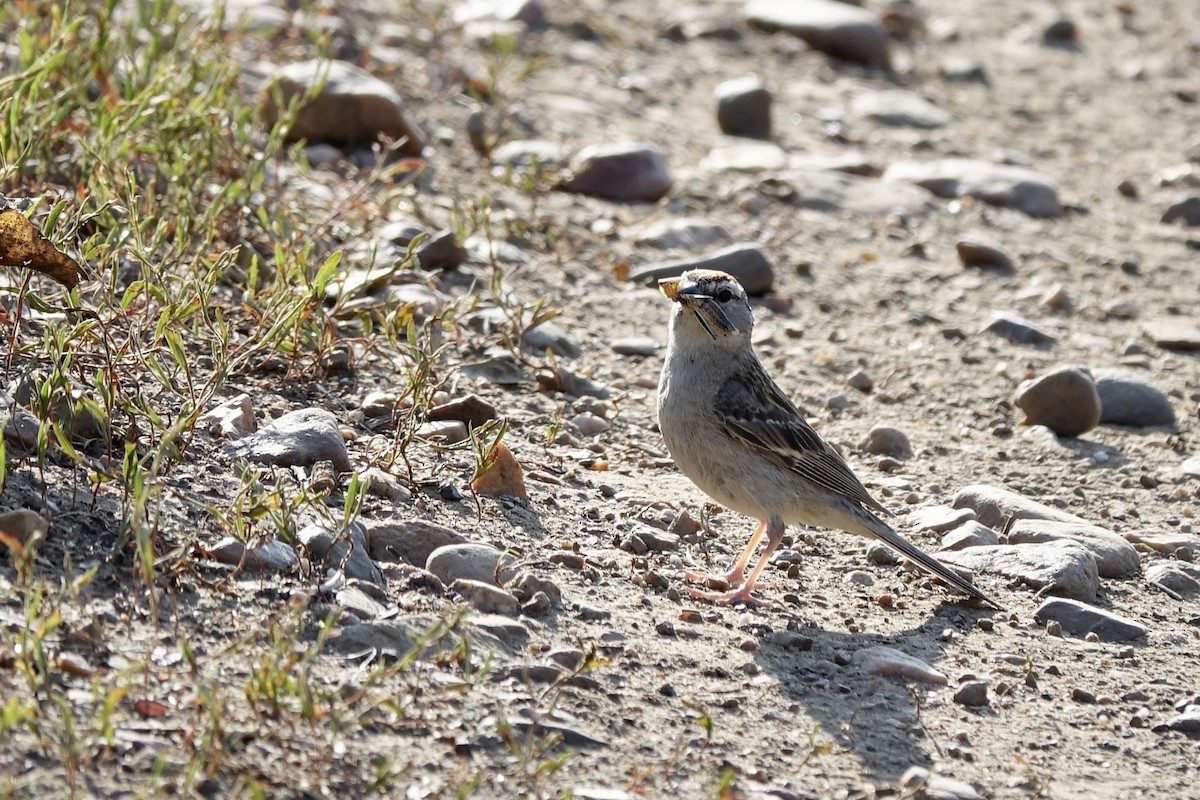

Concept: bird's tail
[[860, 513, 1005, 610]]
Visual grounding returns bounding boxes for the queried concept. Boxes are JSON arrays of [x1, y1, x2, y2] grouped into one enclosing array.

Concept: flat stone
[[1124, 530, 1200, 555], [262, 60, 425, 154], [1013, 367, 1101, 437], [744, 0, 890, 69], [1008, 519, 1139, 577], [610, 337, 659, 356], [983, 312, 1058, 346], [1093, 368, 1176, 427], [952, 484, 1090, 529], [209, 537, 298, 573], [884, 158, 1062, 217], [629, 243, 774, 296], [628, 217, 732, 251], [1142, 318, 1200, 351], [1034, 598, 1148, 642], [490, 139, 569, 170], [851, 90, 951, 129], [756, 168, 935, 217], [365, 519, 468, 567], [852, 646, 947, 684], [909, 506, 977, 534], [451, 579, 521, 616], [701, 140, 788, 173], [415, 419, 469, 444], [937, 541, 1099, 601], [560, 142, 672, 202], [229, 408, 351, 472]]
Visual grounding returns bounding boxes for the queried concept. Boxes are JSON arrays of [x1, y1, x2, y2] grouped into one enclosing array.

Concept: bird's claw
[[686, 584, 774, 608]]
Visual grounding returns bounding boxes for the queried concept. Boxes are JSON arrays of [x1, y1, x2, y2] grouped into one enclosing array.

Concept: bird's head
[[659, 269, 755, 346]]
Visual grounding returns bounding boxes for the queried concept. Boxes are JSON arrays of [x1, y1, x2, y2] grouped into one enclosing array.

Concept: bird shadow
[[749, 599, 996, 782]]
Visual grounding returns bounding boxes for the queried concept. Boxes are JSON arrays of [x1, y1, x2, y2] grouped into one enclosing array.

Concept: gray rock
[[884, 158, 1062, 217], [851, 90, 951, 129], [610, 337, 659, 356], [428, 394, 500, 428], [451, 579, 521, 616], [1033, 598, 1148, 642], [1161, 195, 1200, 226], [509, 572, 563, 605], [1162, 709, 1200, 733], [940, 521, 999, 551], [262, 60, 425, 155], [630, 243, 774, 296], [198, 394, 256, 438], [330, 616, 507, 662], [701, 140, 788, 173], [415, 419, 469, 444], [983, 312, 1058, 346], [939, 57, 989, 84], [560, 142, 672, 202], [426, 542, 518, 586], [208, 537, 298, 573], [629, 217, 732, 251], [491, 139, 569, 170], [953, 680, 990, 707], [1182, 456, 1200, 479], [909, 506, 978, 534], [744, 0, 890, 69], [336, 584, 389, 620], [230, 408, 351, 472], [298, 522, 384, 585], [937, 541, 1099, 601], [756, 168, 935, 217], [1145, 562, 1200, 598], [365, 519, 468, 567], [1125, 530, 1200, 555], [956, 235, 1015, 271], [1008, 519, 1139, 577], [453, 0, 545, 28], [1013, 367, 1101, 437], [360, 467, 413, 502], [1142, 318, 1200, 351], [860, 426, 912, 459], [1093, 368, 1176, 427], [953, 484, 1090, 529], [716, 75, 772, 139]]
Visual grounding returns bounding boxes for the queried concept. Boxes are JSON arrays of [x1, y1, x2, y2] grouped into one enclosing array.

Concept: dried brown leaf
[[0, 205, 86, 288]]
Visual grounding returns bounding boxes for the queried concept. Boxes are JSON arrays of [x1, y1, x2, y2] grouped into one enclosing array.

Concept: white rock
[[1007, 519, 1140, 577], [937, 541, 1099, 601]]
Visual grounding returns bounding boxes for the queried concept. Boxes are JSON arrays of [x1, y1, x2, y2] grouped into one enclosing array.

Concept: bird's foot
[[686, 584, 773, 608]]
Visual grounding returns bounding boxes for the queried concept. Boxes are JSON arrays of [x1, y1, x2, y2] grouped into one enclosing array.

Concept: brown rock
[[471, 442, 529, 500], [1013, 366, 1101, 437]]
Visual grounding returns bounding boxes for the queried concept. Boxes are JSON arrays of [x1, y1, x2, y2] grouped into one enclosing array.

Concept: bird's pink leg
[[684, 519, 766, 589], [688, 519, 783, 607]]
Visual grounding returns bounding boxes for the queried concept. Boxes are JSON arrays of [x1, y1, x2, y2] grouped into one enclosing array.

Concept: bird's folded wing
[[716, 366, 889, 516]]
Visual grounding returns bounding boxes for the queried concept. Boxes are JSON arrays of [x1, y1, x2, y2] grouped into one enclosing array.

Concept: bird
[[656, 269, 1002, 609]]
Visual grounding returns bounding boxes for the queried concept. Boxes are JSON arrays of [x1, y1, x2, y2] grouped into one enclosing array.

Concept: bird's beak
[[658, 276, 683, 301]]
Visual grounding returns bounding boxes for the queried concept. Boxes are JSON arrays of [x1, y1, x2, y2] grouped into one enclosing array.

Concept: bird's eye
[[715, 288, 734, 303]]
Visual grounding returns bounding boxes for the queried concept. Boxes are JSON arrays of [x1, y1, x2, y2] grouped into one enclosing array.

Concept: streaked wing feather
[[715, 361, 889, 516]]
